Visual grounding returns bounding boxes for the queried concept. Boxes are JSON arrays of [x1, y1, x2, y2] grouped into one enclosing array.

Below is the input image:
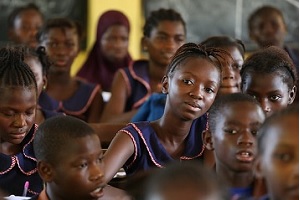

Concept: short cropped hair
[[33, 115, 95, 164], [208, 93, 263, 133]]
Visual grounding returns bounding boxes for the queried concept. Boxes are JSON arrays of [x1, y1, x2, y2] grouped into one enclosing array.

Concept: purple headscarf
[[76, 10, 132, 91]]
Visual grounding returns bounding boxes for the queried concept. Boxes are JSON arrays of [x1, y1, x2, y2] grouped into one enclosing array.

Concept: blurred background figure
[[7, 3, 44, 49], [76, 10, 132, 92]]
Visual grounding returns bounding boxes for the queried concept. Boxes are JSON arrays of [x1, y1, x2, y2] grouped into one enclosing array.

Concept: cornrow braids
[[23, 46, 51, 77], [143, 8, 186, 37], [8, 3, 43, 29], [200, 36, 246, 59], [241, 46, 298, 90], [248, 5, 286, 32], [0, 46, 37, 92], [166, 43, 230, 79]]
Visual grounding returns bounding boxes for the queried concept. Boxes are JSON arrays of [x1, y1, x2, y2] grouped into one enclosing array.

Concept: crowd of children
[[0, 2, 298, 200]]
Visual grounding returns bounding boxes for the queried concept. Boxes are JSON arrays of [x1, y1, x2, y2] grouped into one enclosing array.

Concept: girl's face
[[211, 102, 265, 173], [41, 27, 79, 72], [100, 24, 129, 63], [219, 46, 243, 95], [24, 57, 46, 96], [143, 20, 185, 67], [250, 11, 287, 48], [257, 114, 298, 200], [242, 72, 293, 117], [10, 9, 43, 49], [0, 87, 37, 144], [163, 57, 220, 121], [49, 134, 105, 200]]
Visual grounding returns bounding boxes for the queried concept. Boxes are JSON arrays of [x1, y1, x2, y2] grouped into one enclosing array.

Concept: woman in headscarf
[[76, 10, 132, 92]]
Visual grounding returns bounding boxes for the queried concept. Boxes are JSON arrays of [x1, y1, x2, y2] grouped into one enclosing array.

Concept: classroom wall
[[71, 0, 144, 76]]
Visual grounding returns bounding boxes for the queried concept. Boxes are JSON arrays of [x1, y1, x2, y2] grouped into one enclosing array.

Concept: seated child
[[103, 43, 227, 183], [0, 46, 43, 196], [203, 93, 267, 199], [37, 18, 104, 123], [254, 105, 298, 200], [241, 46, 298, 117], [144, 162, 229, 200], [32, 115, 131, 200]]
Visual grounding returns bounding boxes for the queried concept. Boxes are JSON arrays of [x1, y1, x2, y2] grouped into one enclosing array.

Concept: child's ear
[[202, 130, 214, 151], [37, 161, 54, 182], [42, 76, 48, 90], [141, 37, 149, 52], [288, 85, 297, 104], [161, 76, 169, 94]]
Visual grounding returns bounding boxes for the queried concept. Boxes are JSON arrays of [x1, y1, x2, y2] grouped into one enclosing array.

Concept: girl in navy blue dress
[[103, 43, 229, 183], [0, 46, 43, 196]]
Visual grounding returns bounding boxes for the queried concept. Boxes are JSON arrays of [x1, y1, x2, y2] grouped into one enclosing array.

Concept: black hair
[[37, 18, 83, 43], [257, 104, 298, 154], [33, 115, 96, 164], [145, 162, 229, 200], [8, 3, 44, 29], [143, 8, 186, 37], [241, 46, 298, 91], [200, 36, 245, 59], [23, 46, 51, 77], [248, 5, 286, 32], [208, 93, 263, 133], [0, 46, 37, 92], [166, 43, 229, 81]]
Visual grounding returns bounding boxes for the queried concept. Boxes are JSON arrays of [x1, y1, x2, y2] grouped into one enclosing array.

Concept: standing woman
[[76, 10, 132, 92]]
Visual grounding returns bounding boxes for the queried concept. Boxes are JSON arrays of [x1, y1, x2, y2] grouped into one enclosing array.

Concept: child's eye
[[269, 95, 281, 101], [251, 130, 258, 136], [275, 153, 293, 162], [183, 79, 193, 85], [97, 156, 104, 164], [78, 162, 88, 169], [205, 88, 214, 94], [46, 42, 58, 48], [224, 129, 237, 134], [0, 111, 15, 117]]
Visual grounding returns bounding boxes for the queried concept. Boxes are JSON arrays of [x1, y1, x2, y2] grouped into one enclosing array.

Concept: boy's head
[[37, 18, 81, 70], [248, 5, 287, 48], [34, 115, 106, 200], [255, 105, 298, 200], [241, 46, 297, 117], [145, 162, 229, 200], [204, 93, 265, 172], [8, 3, 44, 49]]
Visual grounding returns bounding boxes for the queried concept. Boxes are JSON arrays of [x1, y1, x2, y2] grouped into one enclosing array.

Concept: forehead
[[0, 86, 37, 104], [104, 24, 129, 35], [252, 11, 285, 24], [44, 27, 78, 40], [17, 9, 42, 20], [150, 20, 185, 36]]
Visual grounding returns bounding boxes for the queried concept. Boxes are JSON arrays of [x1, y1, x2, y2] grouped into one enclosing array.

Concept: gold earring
[[43, 85, 47, 90]]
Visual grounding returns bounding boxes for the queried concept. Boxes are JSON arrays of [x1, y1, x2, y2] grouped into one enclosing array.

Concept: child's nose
[[259, 98, 271, 114], [89, 163, 104, 182], [222, 66, 235, 80], [13, 114, 27, 127], [237, 131, 254, 146], [189, 87, 204, 100]]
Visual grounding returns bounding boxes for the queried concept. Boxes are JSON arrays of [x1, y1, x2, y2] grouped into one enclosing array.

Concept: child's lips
[[90, 185, 105, 199], [235, 150, 254, 162]]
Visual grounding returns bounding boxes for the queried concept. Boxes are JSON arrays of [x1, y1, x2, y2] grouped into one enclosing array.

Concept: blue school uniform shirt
[[121, 114, 208, 176], [38, 79, 100, 122], [0, 124, 43, 197]]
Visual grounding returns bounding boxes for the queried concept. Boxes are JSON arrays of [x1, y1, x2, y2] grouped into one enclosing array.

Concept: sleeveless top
[[38, 80, 100, 121], [119, 60, 151, 111], [0, 124, 43, 196], [120, 114, 208, 176]]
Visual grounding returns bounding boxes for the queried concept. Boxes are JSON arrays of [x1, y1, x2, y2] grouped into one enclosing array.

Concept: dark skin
[[103, 57, 221, 183], [100, 20, 186, 123], [40, 27, 104, 122]]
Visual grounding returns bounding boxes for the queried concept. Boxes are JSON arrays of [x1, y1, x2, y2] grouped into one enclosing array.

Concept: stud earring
[[43, 85, 47, 90]]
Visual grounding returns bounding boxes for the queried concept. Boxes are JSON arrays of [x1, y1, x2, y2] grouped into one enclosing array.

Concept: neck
[[148, 60, 167, 82], [0, 140, 21, 155], [48, 70, 71, 86], [216, 164, 254, 188]]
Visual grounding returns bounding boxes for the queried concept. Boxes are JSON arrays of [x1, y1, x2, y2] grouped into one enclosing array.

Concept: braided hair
[[0, 46, 37, 94], [143, 8, 186, 37]]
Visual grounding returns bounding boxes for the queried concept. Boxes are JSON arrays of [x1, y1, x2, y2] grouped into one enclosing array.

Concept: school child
[[254, 105, 298, 200], [7, 3, 44, 49], [241, 46, 297, 117], [100, 8, 186, 123], [37, 18, 104, 123], [23, 46, 64, 125], [200, 35, 245, 95], [247, 5, 298, 68], [32, 115, 131, 200], [76, 10, 132, 92], [203, 93, 267, 199], [0, 46, 43, 196], [144, 162, 230, 200], [131, 35, 243, 122], [103, 42, 226, 183]]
